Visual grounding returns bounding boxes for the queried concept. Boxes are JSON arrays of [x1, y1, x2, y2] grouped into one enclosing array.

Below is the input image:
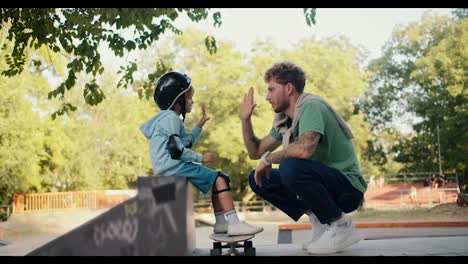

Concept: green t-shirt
[[270, 99, 367, 194]]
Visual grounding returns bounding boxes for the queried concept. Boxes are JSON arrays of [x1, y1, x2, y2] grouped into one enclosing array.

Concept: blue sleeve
[[174, 136, 203, 163], [180, 126, 202, 148], [164, 116, 203, 163]]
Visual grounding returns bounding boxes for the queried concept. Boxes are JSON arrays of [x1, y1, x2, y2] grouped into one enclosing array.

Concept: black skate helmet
[[154, 71, 192, 112]]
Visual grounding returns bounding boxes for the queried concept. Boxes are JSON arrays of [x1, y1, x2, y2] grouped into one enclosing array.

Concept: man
[[240, 62, 367, 254]]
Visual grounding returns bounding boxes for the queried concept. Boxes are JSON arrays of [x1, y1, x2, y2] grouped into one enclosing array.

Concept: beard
[[272, 100, 288, 113]]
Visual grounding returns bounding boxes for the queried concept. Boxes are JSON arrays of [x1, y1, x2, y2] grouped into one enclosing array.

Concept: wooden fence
[[9, 183, 460, 215], [12, 190, 136, 213], [193, 183, 460, 213]]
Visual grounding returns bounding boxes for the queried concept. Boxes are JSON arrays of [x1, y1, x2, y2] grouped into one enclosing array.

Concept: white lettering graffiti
[[93, 218, 138, 246]]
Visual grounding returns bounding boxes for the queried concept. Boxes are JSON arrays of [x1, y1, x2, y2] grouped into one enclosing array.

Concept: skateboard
[[209, 233, 256, 256]]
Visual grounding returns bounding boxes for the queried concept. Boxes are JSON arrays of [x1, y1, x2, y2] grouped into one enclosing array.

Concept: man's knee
[[279, 158, 302, 187], [248, 170, 261, 194], [279, 158, 323, 188]]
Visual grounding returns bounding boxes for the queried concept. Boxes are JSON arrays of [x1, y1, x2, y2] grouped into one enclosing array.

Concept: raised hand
[[240, 87, 257, 120], [197, 104, 210, 128]]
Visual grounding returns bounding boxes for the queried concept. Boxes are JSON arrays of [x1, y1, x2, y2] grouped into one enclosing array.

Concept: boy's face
[[184, 87, 194, 113]]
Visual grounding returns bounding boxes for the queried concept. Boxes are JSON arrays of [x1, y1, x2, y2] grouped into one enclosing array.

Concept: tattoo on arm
[[267, 132, 320, 163], [293, 131, 320, 157], [268, 150, 287, 164]]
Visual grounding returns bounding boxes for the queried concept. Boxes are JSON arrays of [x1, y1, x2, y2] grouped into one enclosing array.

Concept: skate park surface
[[1, 209, 468, 256], [2, 177, 467, 256]]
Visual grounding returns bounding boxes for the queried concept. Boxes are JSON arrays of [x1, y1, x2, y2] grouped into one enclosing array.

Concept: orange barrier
[[12, 190, 136, 213]]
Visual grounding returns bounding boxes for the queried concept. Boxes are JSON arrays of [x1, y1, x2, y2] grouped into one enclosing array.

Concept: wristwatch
[[260, 151, 272, 166]]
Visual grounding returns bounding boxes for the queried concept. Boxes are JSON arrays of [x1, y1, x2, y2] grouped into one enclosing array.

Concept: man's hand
[[197, 104, 210, 128], [253, 160, 271, 188], [202, 152, 216, 163], [240, 87, 256, 120]]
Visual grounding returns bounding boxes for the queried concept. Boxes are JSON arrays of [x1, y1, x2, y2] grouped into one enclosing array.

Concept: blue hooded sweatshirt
[[140, 110, 203, 176]]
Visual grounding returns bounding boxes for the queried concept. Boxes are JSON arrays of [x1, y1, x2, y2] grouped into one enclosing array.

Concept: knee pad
[[218, 171, 230, 184], [212, 171, 231, 195]]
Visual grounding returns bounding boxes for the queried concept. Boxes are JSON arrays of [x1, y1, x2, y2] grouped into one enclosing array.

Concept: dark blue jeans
[[249, 158, 363, 224]]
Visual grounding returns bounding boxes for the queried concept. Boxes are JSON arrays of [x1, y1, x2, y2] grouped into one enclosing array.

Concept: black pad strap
[[212, 188, 231, 195], [212, 171, 231, 195], [167, 134, 183, 159]]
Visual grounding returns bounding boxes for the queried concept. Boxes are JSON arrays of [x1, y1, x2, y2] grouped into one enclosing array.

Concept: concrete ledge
[[278, 221, 468, 244], [279, 221, 468, 230]]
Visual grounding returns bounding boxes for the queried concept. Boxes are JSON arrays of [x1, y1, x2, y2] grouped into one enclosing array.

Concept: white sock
[[225, 209, 241, 225], [215, 211, 227, 225]]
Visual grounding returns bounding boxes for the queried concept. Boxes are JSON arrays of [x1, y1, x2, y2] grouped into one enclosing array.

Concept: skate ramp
[[26, 176, 195, 256]]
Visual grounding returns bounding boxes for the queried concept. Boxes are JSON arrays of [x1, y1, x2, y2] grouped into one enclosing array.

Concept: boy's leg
[[212, 172, 263, 235], [211, 172, 235, 212], [211, 173, 236, 234], [176, 163, 234, 233], [248, 169, 309, 221], [211, 190, 229, 231], [177, 163, 263, 235]]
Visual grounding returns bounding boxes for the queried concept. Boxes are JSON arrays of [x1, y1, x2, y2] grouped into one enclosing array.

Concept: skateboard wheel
[[245, 247, 256, 256], [213, 242, 222, 249], [244, 240, 252, 249], [210, 248, 222, 256]]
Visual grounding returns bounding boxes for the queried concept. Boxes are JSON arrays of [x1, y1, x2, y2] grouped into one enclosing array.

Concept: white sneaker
[[227, 221, 264, 236], [214, 223, 228, 234], [301, 213, 327, 250], [306, 217, 361, 254]]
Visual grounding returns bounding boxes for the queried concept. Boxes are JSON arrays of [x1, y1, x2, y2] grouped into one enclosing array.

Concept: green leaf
[[303, 8, 317, 27], [204, 35, 217, 55], [213, 12, 222, 28]]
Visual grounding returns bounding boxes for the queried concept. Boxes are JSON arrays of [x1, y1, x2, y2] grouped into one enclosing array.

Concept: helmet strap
[[179, 97, 187, 122]]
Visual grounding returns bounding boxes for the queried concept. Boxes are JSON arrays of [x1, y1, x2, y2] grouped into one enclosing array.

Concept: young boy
[[140, 71, 263, 236]]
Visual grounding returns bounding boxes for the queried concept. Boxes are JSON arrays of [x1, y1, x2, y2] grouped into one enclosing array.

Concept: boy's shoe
[[306, 217, 361, 254], [213, 223, 228, 234], [227, 221, 264, 236], [301, 213, 327, 250]]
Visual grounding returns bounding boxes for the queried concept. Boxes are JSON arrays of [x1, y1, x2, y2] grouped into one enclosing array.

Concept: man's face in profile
[[266, 79, 289, 113]]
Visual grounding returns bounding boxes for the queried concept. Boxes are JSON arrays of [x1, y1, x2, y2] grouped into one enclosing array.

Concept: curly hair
[[264, 62, 306, 93]]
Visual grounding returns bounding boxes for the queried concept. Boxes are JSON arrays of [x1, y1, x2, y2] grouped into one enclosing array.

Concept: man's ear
[[286, 83, 294, 95]]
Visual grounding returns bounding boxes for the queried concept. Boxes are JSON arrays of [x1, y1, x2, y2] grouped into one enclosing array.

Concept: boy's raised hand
[[197, 104, 210, 128]]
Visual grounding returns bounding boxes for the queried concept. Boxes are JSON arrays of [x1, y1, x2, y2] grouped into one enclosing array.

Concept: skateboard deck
[[209, 233, 255, 256]]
